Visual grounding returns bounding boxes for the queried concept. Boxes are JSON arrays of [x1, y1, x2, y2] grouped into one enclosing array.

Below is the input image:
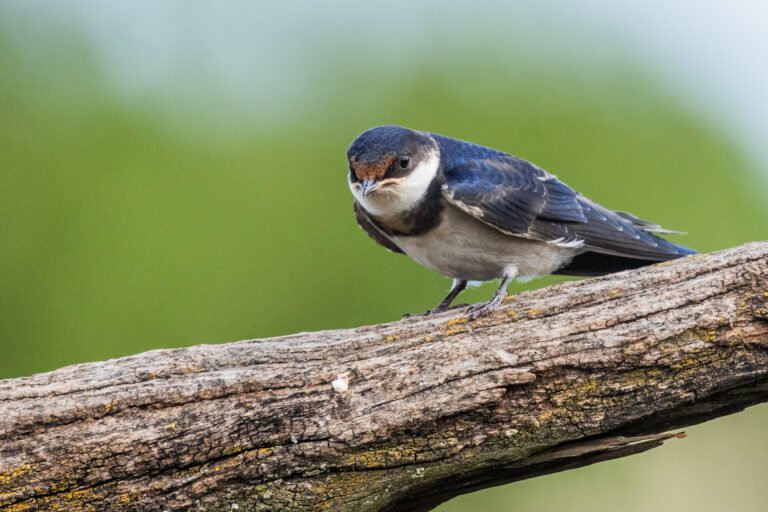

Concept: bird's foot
[[466, 297, 504, 320], [426, 305, 450, 315], [403, 303, 469, 319], [402, 307, 447, 319], [402, 311, 433, 319]]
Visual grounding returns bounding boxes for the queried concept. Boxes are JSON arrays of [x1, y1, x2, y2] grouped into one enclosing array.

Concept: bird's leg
[[403, 279, 469, 319], [426, 279, 468, 315], [467, 273, 514, 320]]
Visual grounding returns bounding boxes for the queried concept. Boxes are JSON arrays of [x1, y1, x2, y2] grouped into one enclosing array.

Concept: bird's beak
[[360, 179, 378, 197]]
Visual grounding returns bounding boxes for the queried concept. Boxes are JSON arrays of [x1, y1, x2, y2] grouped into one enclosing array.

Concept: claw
[[403, 309, 436, 319], [466, 297, 504, 320], [403, 304, 454, 318], [404, 303, 468, 319], [466, 273, 514, 320]]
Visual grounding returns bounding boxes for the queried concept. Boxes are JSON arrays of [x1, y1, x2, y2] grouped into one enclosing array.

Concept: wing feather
[[435, 135, 694, 261], [353, 201, 404, 254]]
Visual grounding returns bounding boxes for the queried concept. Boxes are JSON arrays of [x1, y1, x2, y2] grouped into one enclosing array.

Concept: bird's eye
[[348, 167, 358, 182], [399, 155, 411, 169]]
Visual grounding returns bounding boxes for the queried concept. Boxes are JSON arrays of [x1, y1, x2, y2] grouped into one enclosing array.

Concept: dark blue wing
[[434, 134, 695, 261]]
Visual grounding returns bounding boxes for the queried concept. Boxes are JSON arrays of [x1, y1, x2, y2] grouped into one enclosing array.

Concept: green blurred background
[[1, 2, 766, 511]]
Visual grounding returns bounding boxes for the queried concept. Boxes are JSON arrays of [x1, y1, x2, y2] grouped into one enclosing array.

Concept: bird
[[347, 125, 696, 320]]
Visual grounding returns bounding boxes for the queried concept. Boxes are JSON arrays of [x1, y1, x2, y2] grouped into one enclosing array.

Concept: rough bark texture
[[1, 242, 767, 512]]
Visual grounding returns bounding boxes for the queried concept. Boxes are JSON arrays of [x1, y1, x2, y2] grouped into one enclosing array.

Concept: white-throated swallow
[[347, 125, 696, 319]]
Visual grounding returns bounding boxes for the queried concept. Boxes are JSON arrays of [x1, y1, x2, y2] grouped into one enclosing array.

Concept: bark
[[1, 242, 767, 512]]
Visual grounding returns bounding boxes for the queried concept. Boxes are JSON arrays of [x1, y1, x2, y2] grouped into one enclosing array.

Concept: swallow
[[347, 125, 696, 320]]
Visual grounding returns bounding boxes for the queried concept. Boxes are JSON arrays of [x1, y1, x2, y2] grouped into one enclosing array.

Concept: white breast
[[392, 206, 576, 282]]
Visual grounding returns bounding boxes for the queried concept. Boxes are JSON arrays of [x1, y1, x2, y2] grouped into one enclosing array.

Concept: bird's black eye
[[399, 155, 411, 169], [348, 167, 358, 182]]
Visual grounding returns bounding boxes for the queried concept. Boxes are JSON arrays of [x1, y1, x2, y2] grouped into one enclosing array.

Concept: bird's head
[[347, 126, 439, 217]]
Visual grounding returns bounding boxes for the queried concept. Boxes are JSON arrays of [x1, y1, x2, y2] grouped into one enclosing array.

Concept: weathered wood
[[1, 242, 766, 512]]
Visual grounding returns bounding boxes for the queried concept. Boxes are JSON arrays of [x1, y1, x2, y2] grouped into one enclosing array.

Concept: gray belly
[[392, 206, 575, 281]]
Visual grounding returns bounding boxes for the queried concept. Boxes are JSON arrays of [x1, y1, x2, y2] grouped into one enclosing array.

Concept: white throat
[[349, 150, 440, 218]]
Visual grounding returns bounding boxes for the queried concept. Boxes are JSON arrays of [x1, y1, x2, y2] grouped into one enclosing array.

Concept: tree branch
[[1, 242, 767, 512]]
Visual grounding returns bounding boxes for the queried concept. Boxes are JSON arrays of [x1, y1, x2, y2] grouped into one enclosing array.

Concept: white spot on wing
[[454, 200, 485, 218], [536, 173, 556, 182], [548, 237, 585, 249]]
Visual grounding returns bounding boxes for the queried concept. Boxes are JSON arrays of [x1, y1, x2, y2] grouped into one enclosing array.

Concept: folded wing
[[438, 142, 694, 261], [353, 201, 404, 254]]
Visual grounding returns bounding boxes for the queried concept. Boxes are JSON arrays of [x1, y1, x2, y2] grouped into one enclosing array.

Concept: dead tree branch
[[1, 242, 767, 512]]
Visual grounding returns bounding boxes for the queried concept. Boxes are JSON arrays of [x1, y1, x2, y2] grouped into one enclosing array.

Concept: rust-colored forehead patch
[[350, 153, 396, 181]]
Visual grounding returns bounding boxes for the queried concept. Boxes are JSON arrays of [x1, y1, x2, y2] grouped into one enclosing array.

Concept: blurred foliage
[[0, 14, 766, 512]]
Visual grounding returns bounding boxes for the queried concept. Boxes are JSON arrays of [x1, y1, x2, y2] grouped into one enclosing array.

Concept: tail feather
[[555, 244, 696, 277], [614, 210, 686, 235]]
